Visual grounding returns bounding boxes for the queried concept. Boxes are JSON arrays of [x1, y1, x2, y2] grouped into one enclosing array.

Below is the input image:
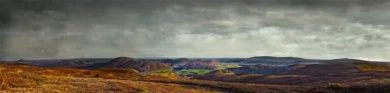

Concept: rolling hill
[[196, 62, 390, 86], [1, 57, 390, 92], [88, 57, 173, 72], [161, 58, 221, 70]]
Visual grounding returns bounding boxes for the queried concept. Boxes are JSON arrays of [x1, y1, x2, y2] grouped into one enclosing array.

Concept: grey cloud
[[1, 0, 390, 61]]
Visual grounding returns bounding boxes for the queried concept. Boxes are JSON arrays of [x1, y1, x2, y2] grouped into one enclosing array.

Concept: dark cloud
[[0, 6, 11, 60], [0, 0, 390, 61], [0, 9, 11, 28]]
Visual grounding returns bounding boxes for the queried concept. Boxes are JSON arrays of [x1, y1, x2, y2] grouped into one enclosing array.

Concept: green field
[[217, 64, 241, 70], [176, 69, 212, 76]]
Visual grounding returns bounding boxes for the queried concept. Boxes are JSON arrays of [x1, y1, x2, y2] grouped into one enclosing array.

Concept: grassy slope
[[6, 75, 216, 93], [176, 69, 212, 75], [0, 63, 216, 93], [4, 62, 390, 93], [0, 63, 315, 93], [145, 69, 178, 79], [176, 64, 240, 76], [146, 78, 309, 93], [216, 64, 241, 70]]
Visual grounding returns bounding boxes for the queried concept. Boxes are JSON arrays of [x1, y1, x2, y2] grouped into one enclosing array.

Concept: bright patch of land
[[176, 69, 212, 76]]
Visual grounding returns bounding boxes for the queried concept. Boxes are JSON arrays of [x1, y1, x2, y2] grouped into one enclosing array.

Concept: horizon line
[[2, 56, 388, 62]]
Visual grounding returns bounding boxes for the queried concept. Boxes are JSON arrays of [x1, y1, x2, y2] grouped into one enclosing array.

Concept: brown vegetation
[[196, 63, 390, 86], [146, 78, 309, 93], [2, 61, 390, 93], [309, 84, 390, 93], [89, 57, 173, 72], [0, 63, 216, 92]]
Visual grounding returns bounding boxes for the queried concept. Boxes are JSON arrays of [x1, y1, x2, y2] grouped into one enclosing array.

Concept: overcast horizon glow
[[1, 0, 390, 61]]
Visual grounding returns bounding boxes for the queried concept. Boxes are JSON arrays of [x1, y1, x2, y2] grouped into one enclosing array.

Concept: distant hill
[[226, 64, 307, 75], [16, 58, 112, 68], [88, 57, 173, 72], [284, 63, 358, 75], [161, 58, 221, 70], [56, 60, 87, 68], [323, 58, 370, 63], [196, 62, 390, 86], [229, 56, 323, 66], [227, 64, 285, 75], [284, 62, 390, 75], [217, 56, 389, 66], [249, 56, 306, 61]]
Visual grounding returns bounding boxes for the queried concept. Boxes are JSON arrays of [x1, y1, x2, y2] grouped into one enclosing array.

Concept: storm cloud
[[0, 0, 390, 61]]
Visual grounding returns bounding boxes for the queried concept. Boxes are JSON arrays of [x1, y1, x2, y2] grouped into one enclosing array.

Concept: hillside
[[284, 62, 390, 75], [219, 56, 323, 66], [196, 62, 390, 86], [55, 60, 87, 68], [205, 70, 235, 76], [88, 57, 173, 72], [161, 58, 221, 70], [227, 64, 288, 75], [0, 62, 315, 93], [0, 62, 219, 93], [1, 58, 390, 92], [18, 58, 112, 68], [283, 63, 358, 75], [249, 56, 306, 61]]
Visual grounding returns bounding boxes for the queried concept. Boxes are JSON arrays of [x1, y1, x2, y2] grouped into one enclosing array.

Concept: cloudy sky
[[0, 0, 390, 61]]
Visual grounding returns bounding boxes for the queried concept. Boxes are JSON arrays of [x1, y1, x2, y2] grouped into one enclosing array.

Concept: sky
[[0, 0, 390, 61]]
